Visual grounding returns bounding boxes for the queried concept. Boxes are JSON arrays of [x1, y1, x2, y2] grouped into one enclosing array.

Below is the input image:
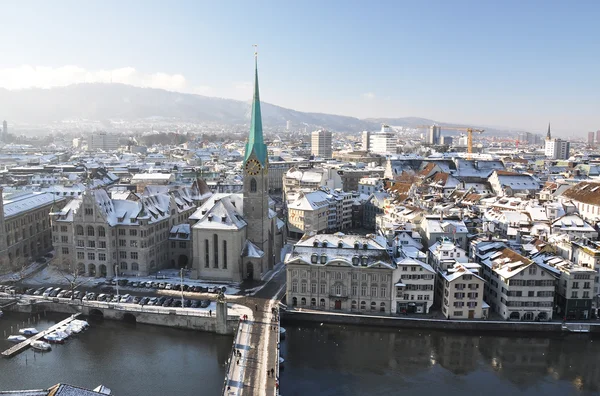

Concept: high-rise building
[[361, 130, 371, 151], [426, 125, 441, 145], [2, 120, 7, 140], [596, 130, 600, 145], [311, 129, 332, 158], [286, 120, 291, 131], [545, 138, 570, 159], [89, 132, 120, 151], [370, 124, 396, 154], [588, 131, 595, 146]]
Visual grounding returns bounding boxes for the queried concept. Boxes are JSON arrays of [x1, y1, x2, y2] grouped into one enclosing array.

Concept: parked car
[[117, 279, 128, 286], [50, 289, 62, 297], [144, 282, 153, 288], [182, 285, 189, 292], [73, 291, 83, 299], [165, 283, 173, 290], [163, 298, 173, 307], [191, 300, 200, 308], [36, 257, 47, 264], [139, 297, 149, 305], [42, 287, 55, 297], [184, 299, 192, 308], [57, 290, 68, 298], [25, 288, 35, 295], [158, 283, 166, 290], [151, 282, 159, 288], [111, 295, 121, 303], [133, 296, 141, 304], [173, 300, 182, 308], [64, 291, 73, 299], [96, 294, 107, 302], [120, 294, 131, 303], [200, 300, 210, 308]]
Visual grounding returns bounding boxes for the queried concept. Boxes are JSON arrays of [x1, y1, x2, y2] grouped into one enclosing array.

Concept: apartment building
[[419, 216, 469, 250], [559, 181, 600, 223], [52, 187, 196, 278], [393, 258, 435, 314], [440, 264, 486, 319], [0, 189, 64, 273], [311, 129, 332, 158], [285, 234, 397, 314], [480, 247, 555, 321]]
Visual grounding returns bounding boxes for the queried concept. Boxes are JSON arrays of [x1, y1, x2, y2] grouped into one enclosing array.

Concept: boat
[[279, 356, 285, 367], [31, 340, 51, 352], [7, 335, 26, 343], [19, 328, 39, 336], [279, 327, 286, 340], [0, 309, 3, 318], [43, 333, 66, 344]]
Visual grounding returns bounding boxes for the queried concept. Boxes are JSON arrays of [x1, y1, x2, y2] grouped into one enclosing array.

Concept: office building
[[370, 124, 396, 154], [545, 138, 570, 159], [311, 129, 332, 158], [361, 130, 371, 151], [2, 120, 7, 140], [588, 131, 595, 146], [426, 125, 441, 145], [89, 132, 120, 151]]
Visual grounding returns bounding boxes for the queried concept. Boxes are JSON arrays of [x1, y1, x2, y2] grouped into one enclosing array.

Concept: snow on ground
[[0, 261, 48, 283], [22, 265, 241, 295]]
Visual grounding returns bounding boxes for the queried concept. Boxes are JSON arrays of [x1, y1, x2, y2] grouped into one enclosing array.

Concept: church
[[190, 56, 284, 282]]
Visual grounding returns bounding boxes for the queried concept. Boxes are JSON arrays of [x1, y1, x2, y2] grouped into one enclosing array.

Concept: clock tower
[[242, 52, 272, 279]]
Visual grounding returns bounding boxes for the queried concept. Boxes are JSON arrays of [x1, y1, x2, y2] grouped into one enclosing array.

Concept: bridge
[[2, 313, 81, 357]]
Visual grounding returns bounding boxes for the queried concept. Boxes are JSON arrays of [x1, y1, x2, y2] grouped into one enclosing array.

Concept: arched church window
[[250, 178, 257, 193]]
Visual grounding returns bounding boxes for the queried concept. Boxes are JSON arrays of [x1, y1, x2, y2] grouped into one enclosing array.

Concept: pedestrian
[[237, 359, 239, 365], [267, 369, 270, 377], [238, 351, 241, 358], [209, 309, 212, 317], [271, 368, 274, 377], [235, 349, 239, 357], [255, 304, 258, 312]]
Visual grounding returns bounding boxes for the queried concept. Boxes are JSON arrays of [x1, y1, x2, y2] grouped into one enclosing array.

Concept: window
[[453, 301, 464, 307], [179, 241, 187, 249], [250, 178, 257, 193], [301, 282, 307, 293], [204, 239, 209, 268], [311, 282, 317, 293], [371, 286, 377, 297], [130, 240, 138, 248], [381, 287, 386, 298], [77, 252, 84, 260], [120, 262, 128, 270], [76, 225, 84, 236], [85, 208, 93, 216], [100, 241, 106, 248], [583, 291, 590, 298], [119, 239, 126, 247], [223, 240, 227, 269], [571, 291, 578, 298], [60, 226, 68, 232], [453, 311, 463, 317], [352, 285, 357, 296], [291, 282, 298, 293], [119, 229, 126, 236], [98, 227, 105, 237], [76, 239, 84, 247], [131, 252, 138, 260], [99, 253, 106, 261], [131, 263, 139, 271], [361, 285, 367, 296], [87, 252, 95, 260], [120, 251, 127, 259], [88, 240, 95, 248], [87, 226, 94, 236], [61, 236, 68, 243], [320, 283, 326, 294], [213, 234, 219, 268], [320, 299, 326, 307]]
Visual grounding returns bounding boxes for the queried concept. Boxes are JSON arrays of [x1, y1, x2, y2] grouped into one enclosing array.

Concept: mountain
[[0, 83, 376, 132]]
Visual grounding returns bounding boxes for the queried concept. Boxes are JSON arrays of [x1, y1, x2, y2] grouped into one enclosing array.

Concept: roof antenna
[[253, 44, 258, 58]]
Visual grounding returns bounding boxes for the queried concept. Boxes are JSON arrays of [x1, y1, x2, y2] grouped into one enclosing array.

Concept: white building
[[559, 181, 600, 223], [440, 263, 486, 319], [393, 258, 435, 314], [311, 129, 332, 158], [358, 177, 384, 195], [89, 132, 120, 151], [370, 125, 396, 155], [545, 138, 570, 159]]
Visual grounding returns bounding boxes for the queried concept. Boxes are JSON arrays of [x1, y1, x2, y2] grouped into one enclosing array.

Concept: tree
[[57, 257, 90, 300]]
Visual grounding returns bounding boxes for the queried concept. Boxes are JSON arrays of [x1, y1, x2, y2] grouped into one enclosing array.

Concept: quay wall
[[6, 301, 238, 335], [282, 310, 600, 334]]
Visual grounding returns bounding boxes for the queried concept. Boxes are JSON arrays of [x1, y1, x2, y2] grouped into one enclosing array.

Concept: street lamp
[[180, 267, 186, 308], [114, 264, 120, 298]]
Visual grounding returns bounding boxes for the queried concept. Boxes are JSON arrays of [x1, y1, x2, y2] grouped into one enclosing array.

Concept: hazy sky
[[0, 0, 598, 136]]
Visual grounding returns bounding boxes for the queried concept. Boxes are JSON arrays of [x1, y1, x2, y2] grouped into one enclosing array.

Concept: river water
[[279, 323, 600, 396], [0, 311, 231, 394]]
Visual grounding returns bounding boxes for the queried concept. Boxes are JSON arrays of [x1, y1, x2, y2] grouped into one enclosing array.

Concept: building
[[551, 214, 597, 239], [89, 132, 120, 151], [286, 120, 291, 130], [419, 216, 469, 250], [0, 189, 63, 273], [597, 130, 600, 145], [559, 181, 600, 223], [480, 247, 555, 321], [268, 159, 310, 193], [588, 131, 595, 146], [130, 173, 175, 193], [439, 263, 486, 319], [358, 177, 384, 195], [545, 138, 570, 160], [191, 57, 282, 282], [426, 125, 441, 145], [285, 233, 397, 314], [287, 188, 353, 238], [370, 125, 396, 155], [361, 130, 370, 151], [52, 187, 196, 278], [2, 120, 7, 140], [488, 170, 540, 197], [393, 258, 436, 314], [311, 129, 332, 158]]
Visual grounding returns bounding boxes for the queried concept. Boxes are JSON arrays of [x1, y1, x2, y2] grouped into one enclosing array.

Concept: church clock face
[[245, 158, 261, 176]]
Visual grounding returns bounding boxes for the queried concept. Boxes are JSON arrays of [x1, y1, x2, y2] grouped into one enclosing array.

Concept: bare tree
[[57, 256, 90, 300]]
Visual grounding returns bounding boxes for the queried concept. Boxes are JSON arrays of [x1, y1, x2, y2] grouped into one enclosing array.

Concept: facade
[[361, 130, 370, 151], [191, 58, 282, 282], [131, 173, 175, 193], [89, 132, 120, 151], [545, 138, 570, 160], [0, 190, 62, 273], [393, 258, 435, 314], [370, 125, 396, 155], [488, 170, 540, 197], [588, 131, 595, 146], [285, 233, 397, 314], [267, 159, 310, 193], [52, 187, 196, 278], [440, 264, 486, 319], [559, 181, 600, 223], [426, 125, 441, 145], [419, 216, 469, 250], [311, 129, 332, 158]]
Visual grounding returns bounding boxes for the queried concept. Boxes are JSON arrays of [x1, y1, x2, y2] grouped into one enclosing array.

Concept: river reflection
[[0, 311, 231, 395], [280, 323, 600, 396]]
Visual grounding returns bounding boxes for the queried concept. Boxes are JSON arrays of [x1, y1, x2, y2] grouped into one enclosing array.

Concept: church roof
[[242, 239, 265, 258], [244, 56, 268, 166]]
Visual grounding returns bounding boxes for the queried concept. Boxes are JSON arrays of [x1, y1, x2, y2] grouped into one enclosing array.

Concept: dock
[[2, 313, 81, 357]]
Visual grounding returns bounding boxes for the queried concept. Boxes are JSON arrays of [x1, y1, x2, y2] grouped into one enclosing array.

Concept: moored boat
[[43, 333, 66, 344], [18, 327, 39, 336], [279, 327, 286, 340], [31, 340, 51, 351], [7, 335, 26, 343], [279, 356, 285, 367]]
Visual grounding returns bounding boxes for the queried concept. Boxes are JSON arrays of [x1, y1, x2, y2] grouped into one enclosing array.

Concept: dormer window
[[311, 253, 318, 264], [354, 242, 359, 250], [361, 256, 368, 266], [320, 254, 327, 264], [313, 240, 319, 248], [352, 256, 359, 265], [338, 241, 343, 248], [363, 243, 368, 250], [222, 216, 227, 223], [322, 241, 328, 248]]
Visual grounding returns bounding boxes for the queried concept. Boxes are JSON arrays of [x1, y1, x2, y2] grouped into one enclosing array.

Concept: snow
[[3, 192, 62, 219], [21, 266, 241, 295], [243, 240, 264, 258]]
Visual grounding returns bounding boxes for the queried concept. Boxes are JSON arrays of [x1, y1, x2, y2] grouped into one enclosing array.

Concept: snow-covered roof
[[242, 240, 264, 258], [3, 192, 62, 219]]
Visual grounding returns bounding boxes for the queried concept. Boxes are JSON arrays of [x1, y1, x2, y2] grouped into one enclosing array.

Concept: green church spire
[[244, 49, 267, 166]]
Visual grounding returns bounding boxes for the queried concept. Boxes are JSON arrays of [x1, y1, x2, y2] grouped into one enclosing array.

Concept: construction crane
[[416, 125, 485, 159]]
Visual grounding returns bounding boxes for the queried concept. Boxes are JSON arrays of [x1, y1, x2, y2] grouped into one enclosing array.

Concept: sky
[[0, 0, 598, 136]]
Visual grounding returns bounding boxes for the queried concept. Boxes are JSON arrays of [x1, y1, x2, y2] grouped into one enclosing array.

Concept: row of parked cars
[[24, 286, 212, 309], [99, 279, 226, 293]]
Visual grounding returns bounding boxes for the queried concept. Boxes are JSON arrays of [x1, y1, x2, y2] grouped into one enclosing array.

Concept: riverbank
[[282, 308, 600, 334]]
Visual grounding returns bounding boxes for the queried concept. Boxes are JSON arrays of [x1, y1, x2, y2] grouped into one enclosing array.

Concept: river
[[0, 311, 231, 394], [279, 323, 600, 396]]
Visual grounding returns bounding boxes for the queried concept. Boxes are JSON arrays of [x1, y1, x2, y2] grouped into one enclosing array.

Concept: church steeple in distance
[[546, 122, 552, 140], [244, 46, 268, 167]]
